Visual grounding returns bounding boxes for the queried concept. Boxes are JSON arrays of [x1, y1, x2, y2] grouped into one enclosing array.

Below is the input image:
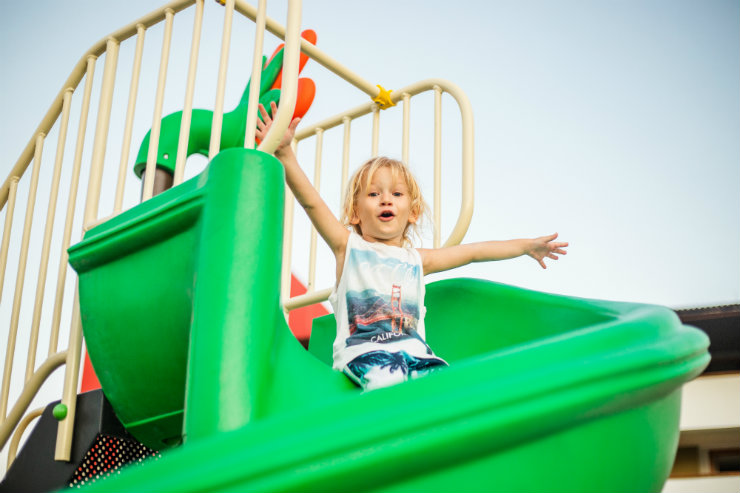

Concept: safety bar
[[282, 79, 474, 312]]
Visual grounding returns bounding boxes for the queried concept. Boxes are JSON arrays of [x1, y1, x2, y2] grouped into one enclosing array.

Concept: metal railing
[[0, 0, 474, 475], [281, 79, 474, 311]]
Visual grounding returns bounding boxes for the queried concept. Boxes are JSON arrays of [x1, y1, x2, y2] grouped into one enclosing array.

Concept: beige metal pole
[[233, 0, 378, 99], [280, 185, 295, 310], [209, 0, 236, 160], [308, 128, 323, 292], [283, 287, 332, 312], [84, 37, 120, 227], [371, 105, 379, 157], [243, 0, 267, 150], [340, 116, 351, 204], [142, 8, 175, 201], [49, 56, 97, 356], [173, 0, 205, 186], [26, 89, 73, 382], [114, 24, 147, 214], [402, 93, 410, 165], [433, 85, 442, 248], [0, 178, 19, 304], [54, 285, 84, 461], [281, 139, 299, 311], [257, 0, 301, 154], [1, 133, 45, 422]]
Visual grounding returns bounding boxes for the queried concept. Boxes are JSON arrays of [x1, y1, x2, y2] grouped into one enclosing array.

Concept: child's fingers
[[258, 103, 269, 121]]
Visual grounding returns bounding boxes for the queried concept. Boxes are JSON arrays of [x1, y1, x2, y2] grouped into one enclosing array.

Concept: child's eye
[[368, 192, 379, 197], [393, 192, 403, 197]]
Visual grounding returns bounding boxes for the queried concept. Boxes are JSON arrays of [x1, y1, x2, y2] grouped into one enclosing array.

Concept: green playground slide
[[68, 149, 709, 492]]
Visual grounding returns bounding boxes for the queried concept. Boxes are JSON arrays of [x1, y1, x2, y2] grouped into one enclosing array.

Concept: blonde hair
[[340, 156, 428, 246]]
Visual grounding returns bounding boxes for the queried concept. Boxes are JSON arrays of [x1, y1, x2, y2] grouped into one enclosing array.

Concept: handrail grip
[[0, 351, 67, 450]]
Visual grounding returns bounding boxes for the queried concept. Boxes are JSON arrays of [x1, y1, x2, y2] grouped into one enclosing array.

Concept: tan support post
[[142, 9, 175, 201], [84, 37, 120, 228], [433, 85, 442, 248], [26, 88, 74, 382], [1, 133, 45, 421], [173, 0, 205, 186], [54, 286, 84, 461], [114, 24, 147, 213], [49, 55, 96, 356], [0, 177, 19, 304]]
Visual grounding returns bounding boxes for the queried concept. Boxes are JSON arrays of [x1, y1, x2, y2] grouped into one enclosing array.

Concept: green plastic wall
[[69, 150, 710, 492]]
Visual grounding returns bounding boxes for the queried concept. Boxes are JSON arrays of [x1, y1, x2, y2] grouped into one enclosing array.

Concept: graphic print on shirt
[[344, 247, 421, 348]]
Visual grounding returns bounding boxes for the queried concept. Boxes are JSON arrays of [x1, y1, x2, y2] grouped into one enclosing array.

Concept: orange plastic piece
[[268, 29, 317, 90]]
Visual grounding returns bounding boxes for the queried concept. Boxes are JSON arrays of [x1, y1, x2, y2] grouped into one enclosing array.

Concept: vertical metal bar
[[54, 283, 83, 461], [1, 133, 45, 421], [281, 141, 298, 314], [256, 0, 302, 154], [173, 0, 205, 186], [114, 24, 147, 214], [243, 0, 267, 150], [209, 0, 236, 159], [280, 187, 295, 310], [371, 105, 379, 157], [0, 178, 19, 303], [307, 129, 323, 292], [142, 8, 176, 201], [83, 37, 120, 227], [340, 116, 351, 204], [433, 85, 442, 248], [49, 56, 97, 356], [26, 88, 73, 382], [402, 93, 410, 164]]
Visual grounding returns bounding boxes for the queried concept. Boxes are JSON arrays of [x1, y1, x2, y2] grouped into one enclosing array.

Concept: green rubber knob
[[52, 403, 68, 421]]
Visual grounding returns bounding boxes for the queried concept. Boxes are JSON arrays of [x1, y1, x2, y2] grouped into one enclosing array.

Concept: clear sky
[[1, 0, 738, 312]]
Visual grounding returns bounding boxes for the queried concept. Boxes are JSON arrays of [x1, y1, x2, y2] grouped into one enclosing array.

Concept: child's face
[[351, 166, 417, 247]]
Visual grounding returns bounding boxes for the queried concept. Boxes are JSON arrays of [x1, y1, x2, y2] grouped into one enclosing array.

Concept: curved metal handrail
[[0, 351, 67, 450]]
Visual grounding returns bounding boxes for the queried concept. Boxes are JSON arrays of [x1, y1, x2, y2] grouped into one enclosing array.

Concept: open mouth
[[379, 211, 395, 221]]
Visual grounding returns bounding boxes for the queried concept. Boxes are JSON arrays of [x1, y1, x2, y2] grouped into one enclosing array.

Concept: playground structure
[[0, 0, 709, 491]]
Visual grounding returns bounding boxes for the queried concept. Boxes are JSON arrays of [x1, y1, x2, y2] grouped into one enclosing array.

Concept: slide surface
[[69, 150, 709, 492]]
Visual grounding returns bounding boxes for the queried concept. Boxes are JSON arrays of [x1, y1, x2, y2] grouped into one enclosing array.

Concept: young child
[[256, 102, 568, 391]]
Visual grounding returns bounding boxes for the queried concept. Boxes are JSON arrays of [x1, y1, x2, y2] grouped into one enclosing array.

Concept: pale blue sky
[[1, 0, 738, 310]]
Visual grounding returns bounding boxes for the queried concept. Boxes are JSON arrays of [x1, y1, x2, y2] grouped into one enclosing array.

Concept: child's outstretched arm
[[255, 102, 349, 257], [418, 233, 568, 275]]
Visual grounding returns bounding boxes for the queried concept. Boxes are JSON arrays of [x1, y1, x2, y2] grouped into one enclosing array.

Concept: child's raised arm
[[256, 102, 349, 257], [418, 233, 568, 275]]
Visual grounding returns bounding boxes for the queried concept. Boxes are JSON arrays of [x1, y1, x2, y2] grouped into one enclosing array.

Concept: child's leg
[[343, 351, 409, 391], [402, 351, 448, 380]]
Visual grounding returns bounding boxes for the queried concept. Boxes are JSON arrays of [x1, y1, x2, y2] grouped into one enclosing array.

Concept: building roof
[[674, 304, 739, 374]]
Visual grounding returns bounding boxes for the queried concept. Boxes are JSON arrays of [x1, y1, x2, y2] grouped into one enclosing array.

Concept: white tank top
[[329, 233, 438, 370]]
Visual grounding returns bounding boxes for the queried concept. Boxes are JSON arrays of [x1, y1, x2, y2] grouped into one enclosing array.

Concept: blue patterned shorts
[[343, 350, 448, 391]]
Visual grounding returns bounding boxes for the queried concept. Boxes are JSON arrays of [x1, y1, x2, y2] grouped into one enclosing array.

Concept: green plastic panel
[[70, 149, 709, 491]]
